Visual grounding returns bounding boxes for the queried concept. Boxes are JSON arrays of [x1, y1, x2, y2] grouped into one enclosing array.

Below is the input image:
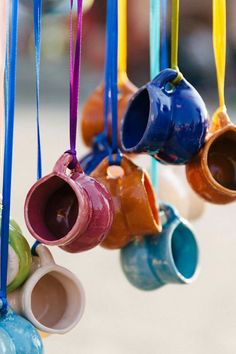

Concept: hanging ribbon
[[171, 0, 182, 82], [33, 0, 42, 181], [108, 0, 121, 165], [0, 0, 19, 313], [94, 0, 112, 152], [212, 0, 228, 128], [160, 0, 168, 70], [31, 0, 43, 255], [150, 0, 161, 190], [118, 0, 127, 84], [0, 0, 7, 186], [67, 0, 83, 169]]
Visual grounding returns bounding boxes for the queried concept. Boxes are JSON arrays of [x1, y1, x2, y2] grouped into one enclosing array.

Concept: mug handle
[[35, 244, 55, 267], [159, 202, 179, 226], [210, 108, 231, 133], [151, 69, 179, 89], [53, 153, 84, 175]]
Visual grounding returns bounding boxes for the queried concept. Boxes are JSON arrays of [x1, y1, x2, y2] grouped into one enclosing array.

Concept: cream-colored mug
[[158, 165, 205, 221], [8, 244, 85, 334]]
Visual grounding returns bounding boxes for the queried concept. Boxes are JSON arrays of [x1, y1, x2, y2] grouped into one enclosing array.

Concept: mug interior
[[207, 130, 236, 191], [171, 223, 198, 280], [143, 174, 159, 226], [122, 89, 150, 150], [31, 271, 83, 331], [27, 176, 78, 241]]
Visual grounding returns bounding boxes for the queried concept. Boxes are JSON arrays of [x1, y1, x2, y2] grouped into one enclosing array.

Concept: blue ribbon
[[33, 0, 43, 181], [108, 0, 121, 165], [150, 0, 161, 191], [31, 0, 43, 255], [94, 0, 112, 155], [161, 0, 168, 70], [0, 0, 19, 313]]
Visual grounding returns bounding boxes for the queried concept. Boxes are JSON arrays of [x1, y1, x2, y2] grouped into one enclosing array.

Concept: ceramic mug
[[7, 222, 32, 293], [121, 68, 209, 164], [24, 153, 113, 253], [81, 79, 137, 148], [91, 155, 162, 249], [8, 244, 85, 334], [0, 306, 43, 354], [186, 110, 236, 204], [120, 203, 199, 290]]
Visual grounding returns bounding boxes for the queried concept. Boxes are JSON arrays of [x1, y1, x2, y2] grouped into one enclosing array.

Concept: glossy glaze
[[24, 153, 114, 253], [0, 306, 43, 354], [91, 155, 161, 249], [8, 245, 85, 334], [81, 78, 137, 148], [121, 69, 208, 164], [186, 112, 236, 204], [7, 224, 32, 293], [121, 203, 199, 290]]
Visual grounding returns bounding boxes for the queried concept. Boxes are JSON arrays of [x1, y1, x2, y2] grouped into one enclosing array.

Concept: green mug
[[7, 220, 32, 293]]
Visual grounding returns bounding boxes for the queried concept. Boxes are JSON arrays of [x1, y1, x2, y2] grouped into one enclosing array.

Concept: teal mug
[[120, 203, 199, 290]]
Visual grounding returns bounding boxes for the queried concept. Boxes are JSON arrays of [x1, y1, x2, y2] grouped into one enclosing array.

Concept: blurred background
[[10, 0, 236, 353]]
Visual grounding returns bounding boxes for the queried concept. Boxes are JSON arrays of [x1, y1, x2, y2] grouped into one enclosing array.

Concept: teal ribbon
[[150, 0, 161, 191]]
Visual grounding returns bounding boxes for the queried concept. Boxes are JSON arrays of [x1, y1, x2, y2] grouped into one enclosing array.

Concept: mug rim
[[201, 124, 236, 197], [24, 171, 92, 246], [167, 219, 200, 284]]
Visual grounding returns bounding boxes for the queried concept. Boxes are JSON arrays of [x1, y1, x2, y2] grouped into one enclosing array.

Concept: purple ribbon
[[67, 0, 83, 168]]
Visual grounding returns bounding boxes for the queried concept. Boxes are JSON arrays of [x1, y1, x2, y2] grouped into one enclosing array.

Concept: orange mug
[[91, 155, 162, 249], [81, 79, 137, 148], [186, 110, 236, 204]]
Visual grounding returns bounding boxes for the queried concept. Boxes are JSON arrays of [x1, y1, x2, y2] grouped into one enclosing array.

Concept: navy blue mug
[[121, 69, 208, 164], [120, 203, 199, 290], [80, 140, 110, 174]]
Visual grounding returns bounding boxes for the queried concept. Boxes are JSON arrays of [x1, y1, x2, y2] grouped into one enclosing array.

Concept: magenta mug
[[24, 153, 114, 253]]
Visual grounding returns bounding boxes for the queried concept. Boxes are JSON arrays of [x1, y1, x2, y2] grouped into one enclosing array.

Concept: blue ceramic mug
[[80, 139, 110, 174], [120, 203, 199, 290], [0, 306, 43, 353], [121, 69, 208, 164]]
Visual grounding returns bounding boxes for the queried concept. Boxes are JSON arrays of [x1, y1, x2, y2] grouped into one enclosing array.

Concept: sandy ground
[[8, 61, 236, 354]]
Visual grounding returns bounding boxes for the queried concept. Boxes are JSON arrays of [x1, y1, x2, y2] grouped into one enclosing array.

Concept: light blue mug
[[0, 306, 44, 354], [120, 203, 199, 290]]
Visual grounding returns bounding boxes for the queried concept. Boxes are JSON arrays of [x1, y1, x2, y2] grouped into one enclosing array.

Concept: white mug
[[8, 244, 85, 334]]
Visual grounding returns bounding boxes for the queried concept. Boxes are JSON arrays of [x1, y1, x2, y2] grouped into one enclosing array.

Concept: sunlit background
[[9, 0, 236, 353]]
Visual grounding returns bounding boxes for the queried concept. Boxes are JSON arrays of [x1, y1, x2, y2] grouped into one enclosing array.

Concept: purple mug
[[24, 153, 114, 253]]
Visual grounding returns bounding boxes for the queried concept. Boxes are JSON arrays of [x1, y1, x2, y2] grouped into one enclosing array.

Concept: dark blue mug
[[120, 202, 199, 290], [121, 69, 208, 164]]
